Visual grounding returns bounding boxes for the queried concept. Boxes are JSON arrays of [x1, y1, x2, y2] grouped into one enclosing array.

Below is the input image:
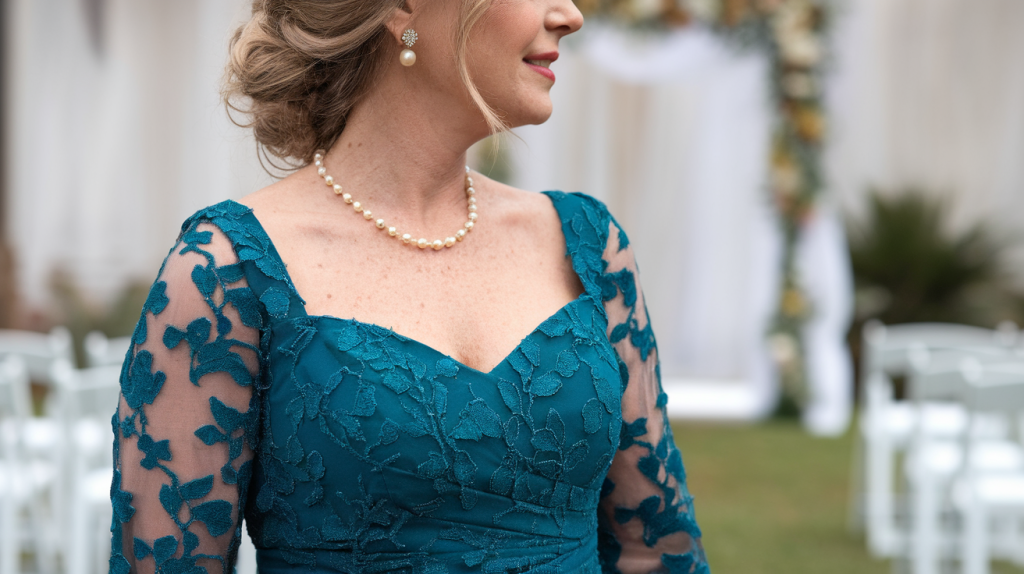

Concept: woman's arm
[[596, 219, 709, 574], [111, 222, 261, 574]]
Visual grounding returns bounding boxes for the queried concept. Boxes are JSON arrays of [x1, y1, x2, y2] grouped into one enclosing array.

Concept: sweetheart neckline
[[224, 192, 593, 375], [290, 294, 594, 377]]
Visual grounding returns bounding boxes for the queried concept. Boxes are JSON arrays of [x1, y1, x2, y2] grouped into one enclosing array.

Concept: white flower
[[772, 163, 802, 196], [686, 0, 720, 21], [769, 333, 799, 365], [782, 72, 816, 98], [779, 33, 822, 67], [631, 0, 663, 19]]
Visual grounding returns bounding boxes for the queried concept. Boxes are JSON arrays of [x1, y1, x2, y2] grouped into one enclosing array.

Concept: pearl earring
[[400, 29, 418, 67]]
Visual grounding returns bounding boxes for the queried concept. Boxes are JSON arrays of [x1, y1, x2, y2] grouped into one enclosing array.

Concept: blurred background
[[2, 0, 1024, 573]]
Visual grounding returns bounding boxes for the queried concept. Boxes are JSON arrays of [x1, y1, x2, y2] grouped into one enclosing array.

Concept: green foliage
[[50, 269, 150, 367], [473, 135, 513, 186], [847, 190, 1019, 327]]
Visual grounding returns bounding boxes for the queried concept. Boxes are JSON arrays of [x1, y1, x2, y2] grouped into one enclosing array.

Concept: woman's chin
[[510, 99, 554, 128]]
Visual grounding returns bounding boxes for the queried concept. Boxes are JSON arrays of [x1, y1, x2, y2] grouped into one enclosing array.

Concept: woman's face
[[466, 0, 584, 126], [411, 0, 584, 130]]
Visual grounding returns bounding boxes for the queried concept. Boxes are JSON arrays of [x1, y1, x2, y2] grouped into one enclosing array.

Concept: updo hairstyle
[[224, 0, 503, 166]]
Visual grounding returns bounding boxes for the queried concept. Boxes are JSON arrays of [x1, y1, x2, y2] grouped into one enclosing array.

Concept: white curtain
[[827, 0, 1024, 248], [5, 0, 272, 306]]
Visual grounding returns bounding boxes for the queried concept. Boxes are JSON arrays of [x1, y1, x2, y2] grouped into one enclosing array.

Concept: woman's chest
[[250, 299, 623, 534], [271, 220, 584, 374]]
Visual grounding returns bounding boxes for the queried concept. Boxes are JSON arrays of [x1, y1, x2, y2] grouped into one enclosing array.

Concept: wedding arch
[[575, 0, 831, 409]]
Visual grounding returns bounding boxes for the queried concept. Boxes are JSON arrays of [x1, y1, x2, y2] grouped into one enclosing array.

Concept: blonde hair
[[224, 0, 504, 166]]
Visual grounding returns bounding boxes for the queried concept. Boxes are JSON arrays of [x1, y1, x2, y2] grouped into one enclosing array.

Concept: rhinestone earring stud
[[400, 29, 418, 67]]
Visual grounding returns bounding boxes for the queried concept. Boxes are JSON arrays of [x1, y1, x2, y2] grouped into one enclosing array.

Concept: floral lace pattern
[[111, 192, 708, 574]]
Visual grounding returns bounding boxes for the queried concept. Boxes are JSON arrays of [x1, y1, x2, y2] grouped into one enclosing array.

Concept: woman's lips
[[524, 61, 555, 82]]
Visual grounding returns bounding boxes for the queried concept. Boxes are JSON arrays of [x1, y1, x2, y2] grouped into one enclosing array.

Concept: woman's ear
[[384, 2, 416, 45]]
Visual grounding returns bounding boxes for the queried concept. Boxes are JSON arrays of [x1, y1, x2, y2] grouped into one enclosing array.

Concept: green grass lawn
[[671, 420, 1024, 574]]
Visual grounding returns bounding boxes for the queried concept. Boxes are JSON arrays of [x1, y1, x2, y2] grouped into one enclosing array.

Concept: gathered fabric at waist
[[255, 529, 600, 574]]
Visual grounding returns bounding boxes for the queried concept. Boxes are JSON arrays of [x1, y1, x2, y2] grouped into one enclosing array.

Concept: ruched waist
[[255, 531, 600, 574]]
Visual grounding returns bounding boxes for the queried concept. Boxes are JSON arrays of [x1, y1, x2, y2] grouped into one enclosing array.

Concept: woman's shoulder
[[485, 180, 625, 277], [174, 196, 294, 291], [485, 179, 614, 234]]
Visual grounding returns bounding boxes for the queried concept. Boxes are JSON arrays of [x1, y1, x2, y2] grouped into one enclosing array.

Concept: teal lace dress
[[110, 191, 708, 574]]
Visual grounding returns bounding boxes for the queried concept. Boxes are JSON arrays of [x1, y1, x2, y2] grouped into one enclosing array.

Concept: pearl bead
[[400, 49, 417, 67], [318, 158, 478, 250]]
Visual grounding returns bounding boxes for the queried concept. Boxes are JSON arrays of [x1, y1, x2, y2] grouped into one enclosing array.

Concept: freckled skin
[[240, 0, 583, 372]]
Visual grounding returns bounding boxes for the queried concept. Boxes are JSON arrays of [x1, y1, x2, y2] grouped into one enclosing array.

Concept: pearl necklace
[[314, 150, 478, 250]]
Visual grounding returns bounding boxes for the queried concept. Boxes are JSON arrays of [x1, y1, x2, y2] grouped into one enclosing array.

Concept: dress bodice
[[110, 192, 708, 574]]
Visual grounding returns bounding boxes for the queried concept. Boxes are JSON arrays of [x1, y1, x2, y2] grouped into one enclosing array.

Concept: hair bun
[[223, 0, 504, 167], [223, 0, 401, 164]]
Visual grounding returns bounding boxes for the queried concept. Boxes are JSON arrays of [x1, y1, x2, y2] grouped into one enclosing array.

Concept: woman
[[110, 0, 708, 572]]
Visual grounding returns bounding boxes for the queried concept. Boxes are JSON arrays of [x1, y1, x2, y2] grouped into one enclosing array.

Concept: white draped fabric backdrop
[[5, 0, 1024, 433]]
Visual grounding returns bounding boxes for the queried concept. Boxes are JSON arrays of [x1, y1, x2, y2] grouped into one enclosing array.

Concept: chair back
[[0, 358, 31, 574], [0, 327, 74, 385], [50, 360, 122, 474], [960, 361, 1024, 416], [0, 356, 32, 459], [84, 331, 132, 368], [863, 321, 1018, 380]]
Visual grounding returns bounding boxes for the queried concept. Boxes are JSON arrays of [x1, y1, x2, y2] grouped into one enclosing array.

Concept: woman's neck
[[319, 69, 490, 226]]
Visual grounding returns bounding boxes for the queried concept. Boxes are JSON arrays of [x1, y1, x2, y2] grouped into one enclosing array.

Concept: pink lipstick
[[523, 51, 558, 82]]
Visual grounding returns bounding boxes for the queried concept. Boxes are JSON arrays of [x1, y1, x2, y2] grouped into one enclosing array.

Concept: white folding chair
[[905, 356, 1024, 574], [237, 520, 258, 574], [49, 360, 122, 574], [854, 320, 1019, 558], [0, 326, 74, 385], [0, 326, 75, 495], [0, 356, 56, 574], [951, 363, 1024, 574], [83, 331, 132, 368]]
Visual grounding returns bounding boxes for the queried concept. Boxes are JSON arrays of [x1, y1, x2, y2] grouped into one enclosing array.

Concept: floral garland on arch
[[574, 0, 830, 413]]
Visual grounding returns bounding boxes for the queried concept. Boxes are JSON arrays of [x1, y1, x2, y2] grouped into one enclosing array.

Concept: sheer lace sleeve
[[596, 220, 709, 574], [110, 222, 261, 574]]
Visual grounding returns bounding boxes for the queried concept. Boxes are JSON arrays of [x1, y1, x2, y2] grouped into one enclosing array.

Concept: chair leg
[[1, 494, 16, 574], [94, 504, 113, 574], [67, 484, 88, 574], [911, 476, 940, 574], [848, 420, 867, 533], [962, 499, 988, 574], [29, 492, 56, 574], [868, 430, 898, 556]]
